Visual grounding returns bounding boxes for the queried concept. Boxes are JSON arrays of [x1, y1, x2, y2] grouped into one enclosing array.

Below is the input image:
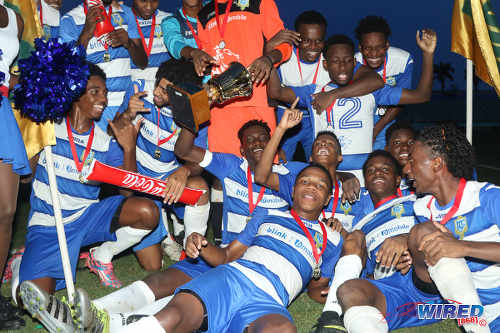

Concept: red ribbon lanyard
[[182, 8, 202, 49], [133, 9, 156, 57], [374, 195, 397, 209], [426, 178, 466, 225], [156, 107, 177, 148], [321, 83, 336, 127], [39, 2, 43, 25], [247, 166, 265, 215], [363, 56, 387, 83], [320, 180, 339, 219], [214, 0, 233, 42], [290, 209, 327, 267], [66, 118, 95, 172], [296, 48, 321, 85]]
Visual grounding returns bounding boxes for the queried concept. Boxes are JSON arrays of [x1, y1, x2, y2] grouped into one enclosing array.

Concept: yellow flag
[[5, 0, 55, 159], [451, 0, 500, 96]]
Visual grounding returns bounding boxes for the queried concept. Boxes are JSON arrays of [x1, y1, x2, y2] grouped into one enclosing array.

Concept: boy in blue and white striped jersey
[[128, 0, 171, 89], [85, 59, 210, 286], [17, 64, 159, 296], [60, 0, 147, 131]]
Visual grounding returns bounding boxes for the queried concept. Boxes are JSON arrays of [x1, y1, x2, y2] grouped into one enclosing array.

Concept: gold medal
[[154, 149, 161, 159], [218, 40, 225, 49], [312, 264, 321, 280], [103, 51, 111, 62], [245, 216, 252, 224], [79, 174, 86, 184]]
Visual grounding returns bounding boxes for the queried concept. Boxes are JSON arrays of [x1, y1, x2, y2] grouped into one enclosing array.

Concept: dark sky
[[61, 0, 499, 91]]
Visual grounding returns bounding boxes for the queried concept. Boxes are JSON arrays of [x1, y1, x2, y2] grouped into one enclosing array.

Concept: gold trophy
[[167, 62, 253, 133]]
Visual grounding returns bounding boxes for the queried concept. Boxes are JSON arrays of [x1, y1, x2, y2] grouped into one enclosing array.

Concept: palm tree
[[433, 62, 455, 94]]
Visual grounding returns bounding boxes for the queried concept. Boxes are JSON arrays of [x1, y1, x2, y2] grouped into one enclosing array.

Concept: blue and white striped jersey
[[234, 209, 343, 306], [355, 46, 414, 150], [28, 119, 123, 227], [120, 80, 207, 179], [199, 151, 291, 245], [291, 67, 403, 173], [277, 161, 361, 232], [414, 181, 500, 326], [60, 3, 140, 131], [352, 194, 416, 279], [128, 8, 171, 85]]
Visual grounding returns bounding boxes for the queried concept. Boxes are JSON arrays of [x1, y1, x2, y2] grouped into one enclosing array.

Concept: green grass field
[[4, 136, 499, 333]]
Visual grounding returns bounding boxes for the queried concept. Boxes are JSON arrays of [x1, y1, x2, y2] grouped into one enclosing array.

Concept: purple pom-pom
[[13, 39, 89, 123]]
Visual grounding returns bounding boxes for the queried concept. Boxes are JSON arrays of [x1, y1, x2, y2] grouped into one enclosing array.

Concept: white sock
[[129, 295, 173, 316], [92, 227, 150, 263], [323, 255, 363, 315], [428, 257, 490, 333], [109, 296, 173, 332], [93, 280, 156, 313], [183, 203, 210, 247], [10, 256, 21, 305], [170, 212, 184, 237], [344, 305, 388, 333], [120, 315, 165, 333]]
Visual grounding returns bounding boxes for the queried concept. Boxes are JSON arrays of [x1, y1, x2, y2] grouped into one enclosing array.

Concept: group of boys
[[4, 1, 500, 333]]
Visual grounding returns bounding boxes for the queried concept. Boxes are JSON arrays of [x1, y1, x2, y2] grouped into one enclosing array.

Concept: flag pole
[[466, 59, 473, 144], [44, 145, 75, 303]]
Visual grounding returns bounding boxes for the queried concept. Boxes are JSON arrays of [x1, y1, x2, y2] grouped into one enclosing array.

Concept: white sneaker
[[19, 281, 76, 333], [161, 235, 183, 261]]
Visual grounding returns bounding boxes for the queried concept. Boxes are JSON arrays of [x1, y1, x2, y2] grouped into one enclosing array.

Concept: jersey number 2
[[338, 98, 362, 129]]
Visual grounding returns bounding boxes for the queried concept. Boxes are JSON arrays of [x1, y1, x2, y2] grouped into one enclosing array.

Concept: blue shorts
[[170, 256, 212, 279], [20, 195, 126, 290], [368, 270, 443, 330], [132, 199, 184, 252], [176, 264, 292, 333]]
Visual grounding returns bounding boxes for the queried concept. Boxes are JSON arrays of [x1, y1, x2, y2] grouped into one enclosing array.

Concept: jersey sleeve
[[481, 185, 500, 228], [161, 15, 187, 59], [398, 55, 414, 89], [201, 151, 240, 181], [373, 85, 403, 106], [259, 0, 285, 41], [104, 139, 124, 167], [290, 84, 316, 110], [59, 15, 80, 44], [237, 213, 266, 246], [123, 7, 140, 39]]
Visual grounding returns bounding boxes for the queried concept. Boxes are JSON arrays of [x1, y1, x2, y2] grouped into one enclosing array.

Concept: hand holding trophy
[[167, 62, 253, 133]]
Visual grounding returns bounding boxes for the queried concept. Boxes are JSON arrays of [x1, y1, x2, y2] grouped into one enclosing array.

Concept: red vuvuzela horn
[[82, 159, 204, 205]]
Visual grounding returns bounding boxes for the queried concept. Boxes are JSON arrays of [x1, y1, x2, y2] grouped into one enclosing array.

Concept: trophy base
[[167, 82, 211, 133]]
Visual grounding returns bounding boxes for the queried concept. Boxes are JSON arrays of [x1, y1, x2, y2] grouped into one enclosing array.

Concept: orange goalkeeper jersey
[[197, 0, 290, 109]]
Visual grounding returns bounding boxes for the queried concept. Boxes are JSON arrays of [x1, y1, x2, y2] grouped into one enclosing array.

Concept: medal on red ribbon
[[154, 107, 177, 159], [290, 209, 327, 280], [214, 0, 233, 49], [132, 9, 156, 58], [246, 165, 265, 223], [66, 118, 95, 183]]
